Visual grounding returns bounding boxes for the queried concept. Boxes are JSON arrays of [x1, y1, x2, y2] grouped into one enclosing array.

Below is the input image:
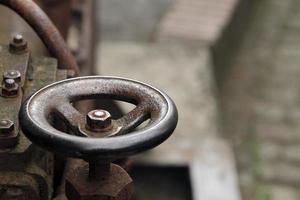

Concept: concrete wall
[[213, 0, 300, 199], [99, 0, 172, 41]]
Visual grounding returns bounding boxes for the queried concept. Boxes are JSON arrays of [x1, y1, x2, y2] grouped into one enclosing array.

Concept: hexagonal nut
[[0, 120, 14, 135], [0, 120, 18, 149], [67, 70, 76, 79], [65, 163, 133, 200], [3, 70, 21, 83], [86, 110, 112, 131], [9, 40, 28, 53], [1, 84, 19, 97]]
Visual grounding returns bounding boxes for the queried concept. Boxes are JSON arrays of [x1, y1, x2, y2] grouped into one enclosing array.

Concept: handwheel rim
[[19, 76, 178, 161]]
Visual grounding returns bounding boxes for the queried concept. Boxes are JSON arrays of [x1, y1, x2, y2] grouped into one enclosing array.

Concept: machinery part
[[65, 162, 133, 200], [3, 70, 21, 83], [0, 0, 79, 74], [67, 70, 76, 79], [0, 43, 62, 199], [20, 76, 177, 200], [1, 78, 19, 97], [20, 76, 178, 162], [0, 0, 75, 196], [86, 109, 112, 131], [0, 172, 40, 199], [0, 119, 14, 135], [39, 0, 73, 39], [0, 119, 18, 149], [9, 34, 28, 53]]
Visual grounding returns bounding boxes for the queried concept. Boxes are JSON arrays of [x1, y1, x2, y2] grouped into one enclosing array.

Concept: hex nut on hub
[[86, 109, 112, 131]]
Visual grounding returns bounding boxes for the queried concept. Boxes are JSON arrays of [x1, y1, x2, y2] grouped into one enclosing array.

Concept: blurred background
[[1, 0, 299, 199]]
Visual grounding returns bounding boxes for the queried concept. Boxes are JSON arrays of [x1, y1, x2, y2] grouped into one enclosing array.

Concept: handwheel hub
[[86, 109, 112, 132]]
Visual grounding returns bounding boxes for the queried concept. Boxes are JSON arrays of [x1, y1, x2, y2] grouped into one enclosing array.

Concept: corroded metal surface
[[65, 162, 133, 200], [38, 0, 73, 39], [0, 45, 29, 150], [0, 0, 79, 74], [0, 119, 18, 149], [0, 172, 40, 199], [23, 57, 57, 98], [0, 44, 58, 199], [0, 45, 30, 87]]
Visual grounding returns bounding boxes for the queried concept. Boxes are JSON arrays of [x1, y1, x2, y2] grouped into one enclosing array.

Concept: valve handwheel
[[19, 76, 178, 199], [20, 76, 177, 161], [19, 76, 178, 162]]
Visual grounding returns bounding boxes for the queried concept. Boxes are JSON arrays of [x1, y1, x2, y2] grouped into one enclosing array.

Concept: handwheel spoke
[[54, 102, 85, 135], [115, 103, 150, 135]]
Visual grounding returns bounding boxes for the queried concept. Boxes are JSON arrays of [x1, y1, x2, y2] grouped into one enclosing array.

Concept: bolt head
[[0, 119, 18, 149], [9, 34, 27, 53], [4, 79, 15, 89], [13, 34, 23, 44], [1, 80, 19, 97], [86, 109, 112, 131], [0, 119, 14, 135], [67, 70, 76, 78], [3, 70, 21, 82]]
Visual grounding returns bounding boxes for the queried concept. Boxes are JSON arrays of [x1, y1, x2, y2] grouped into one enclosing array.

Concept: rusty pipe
[[0, 0, 80, 75]]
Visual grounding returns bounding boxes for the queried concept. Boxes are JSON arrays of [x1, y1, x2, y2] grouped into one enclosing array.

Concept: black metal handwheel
[[19, 76, 178, 162]]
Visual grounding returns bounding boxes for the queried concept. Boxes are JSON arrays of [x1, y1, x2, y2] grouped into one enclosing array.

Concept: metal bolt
[[0, 119, 14, 135], [2, 79, 19, 97], [4, 79, 16, 89], [9, 34, 28, 53], [86, 109, 112, 131], [67, 70, 76, 78], [13, 34, 23, 44], [0, 119, 18, 149], [3, 70, 21, 82]]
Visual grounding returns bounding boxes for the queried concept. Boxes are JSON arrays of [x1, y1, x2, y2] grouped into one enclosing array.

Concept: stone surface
[[213, 0, 300, 199], [190, 138, 241, 200], [269, 185, 299, 200], [158, 0, 238, 42]]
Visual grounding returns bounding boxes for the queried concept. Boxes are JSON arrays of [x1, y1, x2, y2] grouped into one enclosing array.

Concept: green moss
[[249, 139, 261, 178], [255, 184, 270, 200], [248, 138, 270, 200]]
